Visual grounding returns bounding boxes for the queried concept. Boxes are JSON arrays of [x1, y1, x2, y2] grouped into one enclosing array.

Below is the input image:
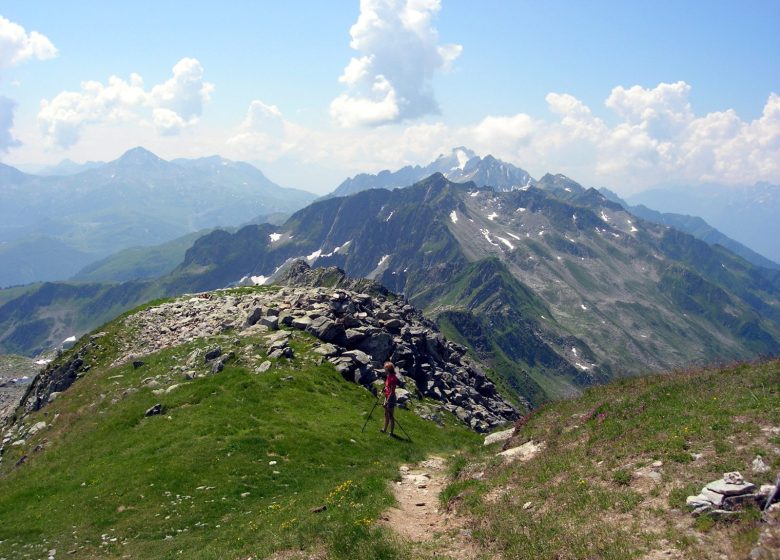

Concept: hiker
[[381, 361, 398, 435]]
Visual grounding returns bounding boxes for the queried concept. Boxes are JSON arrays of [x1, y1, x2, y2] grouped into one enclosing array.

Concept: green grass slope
[[0, 300, 478, 559], [71, 229, 215, 283], [444, 359, 780, 559]]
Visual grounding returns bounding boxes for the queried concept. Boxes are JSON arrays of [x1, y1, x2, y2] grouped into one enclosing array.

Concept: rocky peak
[[12, 278, 520, 434], [271, 260, 390, 297]]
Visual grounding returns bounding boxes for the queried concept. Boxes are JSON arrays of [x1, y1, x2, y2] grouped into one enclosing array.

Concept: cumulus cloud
[[0, 96, 20, 152], [37, 58, 213, 148], [0, 16, 57, 68], [459, 82, 780, 190], [231, 82, 780, 192], [0, 16, 57, 156], [330, 0, 461, 128]]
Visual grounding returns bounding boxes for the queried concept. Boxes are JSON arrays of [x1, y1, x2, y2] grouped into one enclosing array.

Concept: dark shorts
[[384, 393, 397, 409]]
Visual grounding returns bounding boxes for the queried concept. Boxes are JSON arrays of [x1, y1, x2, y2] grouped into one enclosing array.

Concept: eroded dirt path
[[379, 456, 481, 560]]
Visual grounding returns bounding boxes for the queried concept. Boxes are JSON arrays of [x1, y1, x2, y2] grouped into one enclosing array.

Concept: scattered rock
[[132, 361, 145, 369], [27, 421, 47, 437], [256, 361, 272, 374], [484, 427, 515, 446], [204, 347, 222, 362], [144, 404, 163, 417], [752, 455, 770, 474], [498, 440, 545, 462]]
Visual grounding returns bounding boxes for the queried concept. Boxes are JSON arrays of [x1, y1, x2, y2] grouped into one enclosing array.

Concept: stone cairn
[[9, 262, 520, 434], [686, 471, 779, 519]]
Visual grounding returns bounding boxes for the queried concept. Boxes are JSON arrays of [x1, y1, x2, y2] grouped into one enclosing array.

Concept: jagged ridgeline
[[3, 172, 780, 405], [12, 265, 519, 434], [167, 173, 780, 403]]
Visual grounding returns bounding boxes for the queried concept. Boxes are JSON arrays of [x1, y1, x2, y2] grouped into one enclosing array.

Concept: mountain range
[[330, 146, 534, 197], [0, 148, 315, 287], [627, 182, 780, 264], [4, 170, 778, 406], [331, 148, 779, 270]]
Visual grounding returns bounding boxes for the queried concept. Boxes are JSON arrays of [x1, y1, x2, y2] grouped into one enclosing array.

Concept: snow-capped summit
[[329, 147, 535, 197]]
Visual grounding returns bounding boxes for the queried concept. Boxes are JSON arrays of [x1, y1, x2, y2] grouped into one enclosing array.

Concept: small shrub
[[694, 514, 716, 532], [447, 454, 468, 479], [612, 469, 631, 486]]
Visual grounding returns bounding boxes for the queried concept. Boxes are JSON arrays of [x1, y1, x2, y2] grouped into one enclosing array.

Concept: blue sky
[[1, 1, 778, 194]]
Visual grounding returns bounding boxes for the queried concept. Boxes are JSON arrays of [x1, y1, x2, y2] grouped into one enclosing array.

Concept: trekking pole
[[361, 396, 380, 433], [393, 414, 412, 443]]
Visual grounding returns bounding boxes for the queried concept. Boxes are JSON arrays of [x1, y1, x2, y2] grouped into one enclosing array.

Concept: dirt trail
[[379, 455, 481, 560]]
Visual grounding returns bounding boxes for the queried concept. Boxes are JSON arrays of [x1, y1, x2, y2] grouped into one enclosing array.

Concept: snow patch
[[487, 212, 498, 221], [479, 229, 499, 247], [571, 347, 578, 355], [564, 187, 572, 192], [385, 211, 394, 222], [306, 249, 322, 262], [35, 359, 52, 366], [63, 336, 76, 344], [630, 226, 638, 233], [516, 207, 527, 212], [269, 233, 282, 242], [377, 254, 390, 267], [450, 210, 458, 224], [506, 232, 521, 240], [250, 275, 268, 285], [600, 211, 610, 222], [575, 362, 590, 371], [495, 236, 515, 250], [469, 191, 479, 197], [580, 304, 587, 311]]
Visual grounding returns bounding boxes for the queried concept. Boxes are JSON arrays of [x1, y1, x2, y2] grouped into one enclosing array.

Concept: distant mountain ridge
[[600, 188, 780, 270], [0, 148, 315, 287], [627, 182, 780, 264], [164, 174, 780, 402], [330, 147, 534, 197]]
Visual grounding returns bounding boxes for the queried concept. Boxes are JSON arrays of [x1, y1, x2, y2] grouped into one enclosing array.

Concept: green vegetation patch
[[443, 359, 780, 559], [0, 322, 478, 559]]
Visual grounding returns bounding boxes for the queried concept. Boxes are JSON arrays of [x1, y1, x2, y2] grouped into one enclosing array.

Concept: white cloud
[[0, 16, 57, 156], [330, 0, 461, 128], [149, 57, 213, 121], [37, 58, 213, 148], [0, 16, 57, 68], [0, 96, 21, 152]]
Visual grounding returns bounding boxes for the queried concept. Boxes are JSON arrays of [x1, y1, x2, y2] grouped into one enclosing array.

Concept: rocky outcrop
[[14, 262, 519, 432], [686, 472, 778, 517]]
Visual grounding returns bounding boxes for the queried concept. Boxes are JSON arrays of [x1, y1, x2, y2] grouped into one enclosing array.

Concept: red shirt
[[384, 373, 398, 398]]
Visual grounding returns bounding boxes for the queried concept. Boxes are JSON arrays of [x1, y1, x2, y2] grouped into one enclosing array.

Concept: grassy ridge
[[0, 316, 478, 559], [445, 359, 780, 559]]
